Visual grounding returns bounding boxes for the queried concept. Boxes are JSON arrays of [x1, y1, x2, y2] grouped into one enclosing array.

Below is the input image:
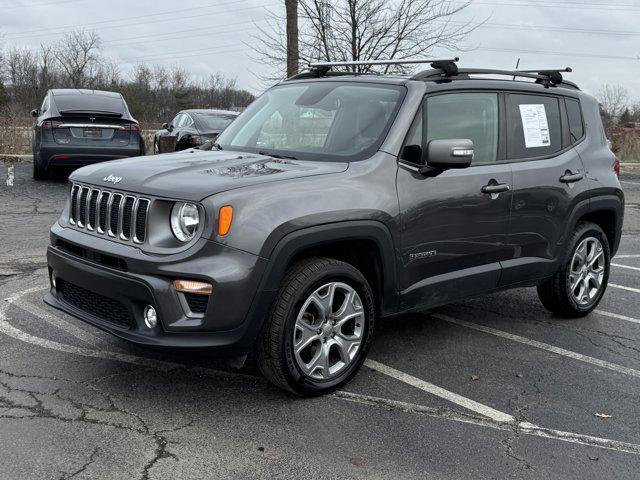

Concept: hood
[[71, 149, 349, 201]]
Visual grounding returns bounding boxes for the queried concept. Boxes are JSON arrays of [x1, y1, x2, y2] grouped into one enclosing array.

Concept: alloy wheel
[[292, 282, 365, 380], [569, 237, 606, 306]]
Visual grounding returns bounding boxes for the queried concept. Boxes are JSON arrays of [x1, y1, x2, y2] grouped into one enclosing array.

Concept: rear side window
[[566, 98, 584, 143], [426, 92, 499, 165], [41, 96, 50, 114], [506, 94, 562, 159]]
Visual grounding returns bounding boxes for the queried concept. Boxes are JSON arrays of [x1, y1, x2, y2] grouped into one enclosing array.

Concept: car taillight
[[39, 120, 63, 129], [614, 159, 620, 178], [125, 123, 141, 132]]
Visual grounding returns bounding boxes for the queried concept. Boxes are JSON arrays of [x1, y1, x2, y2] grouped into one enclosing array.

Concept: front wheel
[[256, 257, 376, 396], [537, 221, 610, 317]]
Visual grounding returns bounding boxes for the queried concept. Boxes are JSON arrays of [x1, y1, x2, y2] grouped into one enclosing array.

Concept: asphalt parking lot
[[2, 159, 640, 479]]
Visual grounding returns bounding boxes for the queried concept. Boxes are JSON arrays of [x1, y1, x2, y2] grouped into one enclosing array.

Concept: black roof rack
[[412, 66, 578, 89], [287, 57, 460, 81]]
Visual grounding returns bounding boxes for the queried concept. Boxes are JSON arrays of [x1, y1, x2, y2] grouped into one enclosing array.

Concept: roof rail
[[412, 66, 578, 89], [287, 57, 459, 80]]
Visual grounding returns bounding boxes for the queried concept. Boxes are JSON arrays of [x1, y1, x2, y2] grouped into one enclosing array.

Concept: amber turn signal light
[[172, 280, 213, 295], [218, 205, 233, 236]]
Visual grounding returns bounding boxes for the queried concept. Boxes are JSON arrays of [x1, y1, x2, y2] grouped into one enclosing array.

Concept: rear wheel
[[32, 150, 47, 180], [537, 222, 610, 317], [256, 257, 376, 396]]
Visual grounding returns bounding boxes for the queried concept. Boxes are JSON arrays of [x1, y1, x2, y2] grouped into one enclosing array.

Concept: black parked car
[[45, 59, 623, 396], [152, 109, 239, 153], [31, 89, 145, 180]]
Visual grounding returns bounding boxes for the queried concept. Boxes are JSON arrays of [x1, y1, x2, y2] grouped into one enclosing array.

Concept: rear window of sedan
[[53, 94, 126, 115]]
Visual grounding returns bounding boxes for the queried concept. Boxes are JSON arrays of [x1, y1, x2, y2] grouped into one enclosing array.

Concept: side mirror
[[400, 144, 422, 164], [426, 139, 474, 170], [162, 122, 169, 130], [30, 109, 39, 118]]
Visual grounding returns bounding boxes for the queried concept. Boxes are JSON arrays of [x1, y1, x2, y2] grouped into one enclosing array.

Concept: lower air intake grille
[[58, 279, 132, 327], [184, 293, 209, 314]]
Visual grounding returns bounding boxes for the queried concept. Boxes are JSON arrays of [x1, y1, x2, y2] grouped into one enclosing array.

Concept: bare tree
[[598, 84, 629, 122], [285, 0, 299, 77], [53, 30, 101, 88], [255, 0, 477, 80]]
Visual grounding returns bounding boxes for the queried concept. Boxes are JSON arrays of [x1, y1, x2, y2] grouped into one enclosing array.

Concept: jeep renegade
[[44, 59, 624, 396]]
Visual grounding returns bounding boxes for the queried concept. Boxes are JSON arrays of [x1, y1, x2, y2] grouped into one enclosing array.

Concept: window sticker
[[519, 104, 550, 148]]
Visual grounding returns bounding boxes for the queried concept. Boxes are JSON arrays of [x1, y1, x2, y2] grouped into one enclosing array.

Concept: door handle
[[559, 171, 584, 184], [481, 183, 511, 195]]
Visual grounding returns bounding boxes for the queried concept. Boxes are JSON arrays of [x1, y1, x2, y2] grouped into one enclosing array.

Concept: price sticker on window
[[519, 104, 551, 148]]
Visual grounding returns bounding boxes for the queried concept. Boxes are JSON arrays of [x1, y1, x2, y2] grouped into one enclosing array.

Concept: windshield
[[216, 81, 405, 161], [194, 113, 237, 131]]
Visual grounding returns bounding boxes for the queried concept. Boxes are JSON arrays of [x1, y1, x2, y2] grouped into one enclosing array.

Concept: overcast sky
[[1, 0, 639, 99]]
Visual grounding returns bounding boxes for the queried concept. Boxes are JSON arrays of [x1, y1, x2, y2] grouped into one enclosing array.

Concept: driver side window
[[171, 113, 183, 128]]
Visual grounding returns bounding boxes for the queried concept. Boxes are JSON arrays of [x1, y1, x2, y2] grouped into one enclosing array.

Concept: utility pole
[[285, 0, 299, 77]]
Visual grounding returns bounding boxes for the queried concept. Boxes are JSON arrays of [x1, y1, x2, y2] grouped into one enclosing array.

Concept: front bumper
[[45, 223, 269, 354]]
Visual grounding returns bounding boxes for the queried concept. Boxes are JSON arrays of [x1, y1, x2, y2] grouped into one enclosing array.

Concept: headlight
[[170, 202, 200, 242]]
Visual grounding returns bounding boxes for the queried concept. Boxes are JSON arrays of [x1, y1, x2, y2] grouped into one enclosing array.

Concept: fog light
[[51, 272, 57, 288], [144, 305, 158, 328]]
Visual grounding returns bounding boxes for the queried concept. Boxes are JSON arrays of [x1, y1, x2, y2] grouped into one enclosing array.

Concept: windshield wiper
[[258, 151, 297, 160]]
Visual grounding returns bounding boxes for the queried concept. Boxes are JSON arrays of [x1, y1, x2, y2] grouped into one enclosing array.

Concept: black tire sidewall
[[282, 265, 375, 395], [33, 149, 46, 179], [562, 224, 610, 313]]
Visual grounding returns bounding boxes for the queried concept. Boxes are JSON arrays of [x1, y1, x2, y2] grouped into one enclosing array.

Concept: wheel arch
[[259, 221, 400, 317], [565, 195, 623, 257]]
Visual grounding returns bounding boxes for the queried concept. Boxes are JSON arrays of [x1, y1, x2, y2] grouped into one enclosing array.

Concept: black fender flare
[[563, 194, 624, 256], [243, 221, 400, 338], [264, 221, 398, 310]]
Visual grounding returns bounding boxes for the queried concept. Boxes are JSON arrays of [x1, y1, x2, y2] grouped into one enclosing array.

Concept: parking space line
[[610, 283, 640, 294], [595, 310, 640, 325], [432, 313, 640, 379], [612, 263, 640, 272], [4, 284, 640, 456], [616, 255, 640, 259], [335, 392, 640, 456], [10, 296, 105, 346], [621, 181, 640, 186], [5, 164, 14, 187], [365, 359, 515, 423]]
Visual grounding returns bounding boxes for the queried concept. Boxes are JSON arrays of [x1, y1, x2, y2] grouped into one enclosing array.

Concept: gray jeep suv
[[44, 59, 624, 396]]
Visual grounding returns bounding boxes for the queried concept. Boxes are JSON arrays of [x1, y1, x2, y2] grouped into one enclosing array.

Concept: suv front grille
[[57, 279, 132, 328], [69, 184, 150, 244]]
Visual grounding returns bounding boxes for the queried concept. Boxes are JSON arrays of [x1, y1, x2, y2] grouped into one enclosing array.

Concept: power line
[[443, 19, 640, 37], [2, 0, 252, 39], [470, 1, 640, 11], [475, 46, 640, 61], [1, 0, 86, 11], [102, 16, 272, 47]]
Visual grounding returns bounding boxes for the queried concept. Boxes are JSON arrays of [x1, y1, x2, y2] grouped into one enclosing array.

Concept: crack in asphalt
[[59, 447, 99, 480], [454, 304, 640, 365], [0, 368, 193, 480]]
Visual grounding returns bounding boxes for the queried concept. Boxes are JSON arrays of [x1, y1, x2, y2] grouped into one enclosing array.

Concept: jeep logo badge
[[103, 174, 122, 184]]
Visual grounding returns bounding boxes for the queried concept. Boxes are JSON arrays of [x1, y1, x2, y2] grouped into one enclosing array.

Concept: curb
[[1, 154, 32, 164]]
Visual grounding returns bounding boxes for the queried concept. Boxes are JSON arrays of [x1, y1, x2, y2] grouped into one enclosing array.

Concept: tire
[[256, 257, 376, 396], [537, 221, 610, 318], [32, 149, 47, 180]]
